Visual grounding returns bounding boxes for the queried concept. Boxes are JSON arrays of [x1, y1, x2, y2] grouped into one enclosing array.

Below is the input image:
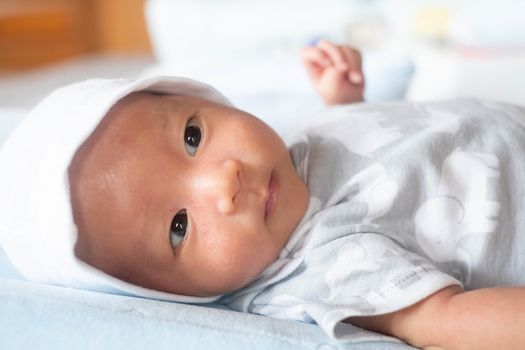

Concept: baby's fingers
[[317, 40, 348, 71], [301, 46, 331, 68], [342, 46, 363, 84], [301, 46, 332, 82]]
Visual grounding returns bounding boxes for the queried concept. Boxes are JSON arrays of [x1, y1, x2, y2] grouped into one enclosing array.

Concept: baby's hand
[[301, 40, 365, 106]]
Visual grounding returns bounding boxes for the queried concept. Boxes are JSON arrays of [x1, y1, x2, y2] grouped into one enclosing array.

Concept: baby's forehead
[[87, 93, 174, 152], [69, 92, 206, 204], [70, 93, 163, 176], [69, 91, 228, 206]]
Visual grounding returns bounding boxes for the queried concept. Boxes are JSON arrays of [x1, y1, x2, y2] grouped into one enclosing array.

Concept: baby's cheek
[[194, 213, 275, 289], [215, 235, 271, 285], [192, 242, 257, 293]]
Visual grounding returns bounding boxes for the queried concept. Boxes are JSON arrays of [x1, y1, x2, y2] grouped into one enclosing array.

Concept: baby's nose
[[197, 159, 242, 214]]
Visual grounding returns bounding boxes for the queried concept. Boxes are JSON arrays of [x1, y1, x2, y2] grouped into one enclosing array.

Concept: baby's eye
[[184, 118, 201, 156], [170, 209, 188, 249]]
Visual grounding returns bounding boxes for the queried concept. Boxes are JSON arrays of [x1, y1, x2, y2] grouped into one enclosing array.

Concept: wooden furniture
[[0, 0, 151, 73]]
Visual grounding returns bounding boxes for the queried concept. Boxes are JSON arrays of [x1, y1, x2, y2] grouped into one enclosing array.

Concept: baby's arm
[[348, 285, 525, 350], [301, 40, 365, 106]]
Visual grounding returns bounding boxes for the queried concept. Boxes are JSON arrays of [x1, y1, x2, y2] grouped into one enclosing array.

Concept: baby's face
[[69, 92, 309, 297]]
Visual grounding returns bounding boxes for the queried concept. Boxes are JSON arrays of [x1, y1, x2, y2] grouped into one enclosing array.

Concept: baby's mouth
[[264, 170, 279, 220]]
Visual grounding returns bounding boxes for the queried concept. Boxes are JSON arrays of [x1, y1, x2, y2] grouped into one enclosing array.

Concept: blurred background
[[0, 0, 524, 138]]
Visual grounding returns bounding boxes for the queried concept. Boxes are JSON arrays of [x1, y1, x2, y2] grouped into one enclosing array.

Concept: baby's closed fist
[[302, 40, 365, 106]]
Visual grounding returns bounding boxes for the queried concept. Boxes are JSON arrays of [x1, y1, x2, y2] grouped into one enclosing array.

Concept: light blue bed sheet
[[0, 276, 418, 350], [0, 245, 418, 350]]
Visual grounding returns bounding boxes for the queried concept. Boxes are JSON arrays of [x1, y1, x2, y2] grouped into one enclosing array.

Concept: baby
[[1, 40, 525, 349]]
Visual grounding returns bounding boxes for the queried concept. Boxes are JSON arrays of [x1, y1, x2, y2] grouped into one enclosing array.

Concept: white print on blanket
[[256, 237, 391, 320], [327, 163, 398, 223], [322, 235, 400, 303], [253, 294, 313, 322], [329, 112, 402, 156], [423, 107, 461, 135], [415, 149, 501, 278]]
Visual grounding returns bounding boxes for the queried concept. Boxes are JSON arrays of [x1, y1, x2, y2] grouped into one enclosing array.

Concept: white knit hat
[[0, 76, 234, 302]]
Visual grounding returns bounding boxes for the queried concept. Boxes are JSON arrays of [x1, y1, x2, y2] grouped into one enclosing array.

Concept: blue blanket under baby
[[0, 280, 416, 349]]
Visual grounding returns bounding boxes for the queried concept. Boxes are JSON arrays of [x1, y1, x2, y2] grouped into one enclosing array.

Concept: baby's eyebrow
[[156, 95, 171, 127], [187, 110, 198, 119], [158, 100, 184, 149], [134, 201, 170, 268]]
